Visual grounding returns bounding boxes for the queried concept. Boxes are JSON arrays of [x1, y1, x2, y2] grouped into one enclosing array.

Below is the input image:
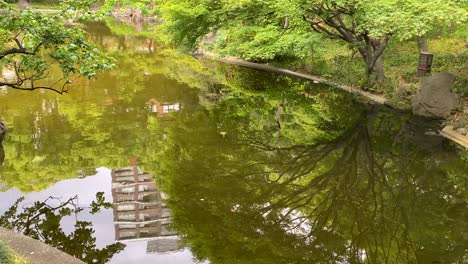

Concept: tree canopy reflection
[[156, 91, 467, 263], [0, 21, 466, 263], [0, 193, 125, 264]]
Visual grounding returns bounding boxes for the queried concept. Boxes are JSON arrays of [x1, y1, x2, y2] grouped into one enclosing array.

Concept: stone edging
[[0, 228, 85, 264], [440, 126, 468, 149], [199, 51, 388, 105]]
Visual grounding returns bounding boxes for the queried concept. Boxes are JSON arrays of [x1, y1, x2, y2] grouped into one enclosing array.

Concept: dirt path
[[0, 228, 84, 264]]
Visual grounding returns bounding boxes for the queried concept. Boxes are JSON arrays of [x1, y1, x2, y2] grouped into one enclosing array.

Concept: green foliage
[[89, 192, 112, 214], [158, 0, 467, 84], [158, 0, 320, 59], [355, 0, 467, 40], [215, 26, 320, 61], [0, 0, 113, 93]]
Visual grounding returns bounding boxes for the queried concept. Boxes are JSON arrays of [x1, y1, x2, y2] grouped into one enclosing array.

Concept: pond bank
[[0, 228, 84, 264], [199, 51, 468, 149], [199, 51, 388, 105]]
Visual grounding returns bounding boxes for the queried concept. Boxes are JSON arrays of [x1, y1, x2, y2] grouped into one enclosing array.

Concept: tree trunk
[[363, 39, 385, 84], [17, 0, 30, 9], [417, 37, 429, 53], [373, 53, 385, 82]]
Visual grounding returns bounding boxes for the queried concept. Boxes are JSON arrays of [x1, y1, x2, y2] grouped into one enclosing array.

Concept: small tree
[[303, 0, 467, 82]]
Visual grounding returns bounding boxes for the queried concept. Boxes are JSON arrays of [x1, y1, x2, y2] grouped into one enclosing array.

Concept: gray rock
[[112, 3, 121, 15], [17, 0, 30, 9], [456, 127, 467, 136], [133, 8, 143, 21], [412, 73, 460, 119], [395, 85, 411, 98], [147, 3, 156, 10], [452, 117, 468, 129], [122, 7, 133, 17]]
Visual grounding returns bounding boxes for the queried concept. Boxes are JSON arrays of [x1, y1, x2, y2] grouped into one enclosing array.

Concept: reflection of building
[[111, 167, 177, 244], [145, 98, 180, 117], [146, 238, 181, 254]]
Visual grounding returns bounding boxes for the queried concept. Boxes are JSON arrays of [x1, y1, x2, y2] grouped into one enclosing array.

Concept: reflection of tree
[[256, 108, 467, 263], [0, 193, 125, 264], [0, 41, 202, 192], [158, 93, 467, 264]]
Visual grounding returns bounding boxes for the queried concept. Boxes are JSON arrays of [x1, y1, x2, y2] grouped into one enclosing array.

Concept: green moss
[[0, 241, 13, 264]]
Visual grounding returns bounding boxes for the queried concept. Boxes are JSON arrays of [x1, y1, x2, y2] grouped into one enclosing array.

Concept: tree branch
[[0, 81, 67, 94], [0, 48, 36, 59]]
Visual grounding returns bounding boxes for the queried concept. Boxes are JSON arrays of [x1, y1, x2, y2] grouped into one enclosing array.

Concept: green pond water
[[0, 22, 467, 264]]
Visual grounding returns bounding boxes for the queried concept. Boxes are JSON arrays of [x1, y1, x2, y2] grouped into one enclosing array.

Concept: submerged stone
[[412, 73, 460, 118]]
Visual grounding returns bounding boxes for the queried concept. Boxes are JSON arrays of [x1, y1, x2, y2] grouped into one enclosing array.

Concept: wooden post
[[417, 52, 433, 77]]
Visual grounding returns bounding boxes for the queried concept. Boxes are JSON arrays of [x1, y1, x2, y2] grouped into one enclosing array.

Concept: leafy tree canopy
[[158, 0, 467, 80]]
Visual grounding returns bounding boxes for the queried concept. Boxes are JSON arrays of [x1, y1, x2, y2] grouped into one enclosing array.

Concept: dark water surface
[[0, 22, 467, 264]]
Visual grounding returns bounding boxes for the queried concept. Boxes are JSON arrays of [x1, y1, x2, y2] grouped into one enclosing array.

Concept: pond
[[0, 22, 467, 264]]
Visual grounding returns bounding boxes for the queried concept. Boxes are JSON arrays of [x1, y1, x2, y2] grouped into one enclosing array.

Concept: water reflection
[[0, 168, 196, 264], [0, 193, 125, 264], [111, 166, 181, 253], [0, 21, 466, 264], [158, 99, 467, 264]]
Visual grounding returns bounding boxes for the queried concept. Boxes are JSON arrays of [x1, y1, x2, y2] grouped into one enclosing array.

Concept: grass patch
[[13, 255, 28, 264], [0, 241, 29, 264], [0, 241, 12, 264]]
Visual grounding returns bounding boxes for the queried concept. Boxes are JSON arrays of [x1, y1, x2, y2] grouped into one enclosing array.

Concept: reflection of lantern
[[417, 52, 433, 77], [1, 67, 17, 82]]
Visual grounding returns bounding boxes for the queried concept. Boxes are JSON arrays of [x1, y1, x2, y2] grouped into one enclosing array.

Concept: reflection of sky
[[0, 168, 201, 264]]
